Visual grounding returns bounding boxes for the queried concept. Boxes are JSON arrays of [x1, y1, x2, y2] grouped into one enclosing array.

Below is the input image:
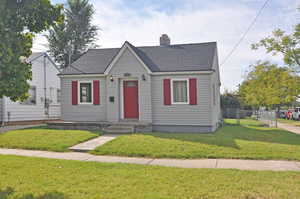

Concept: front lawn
[[92, 119, 300, 160], [0, 155, 299, 199], [0, 128, 99, 152], [278, 118, 300, 127]]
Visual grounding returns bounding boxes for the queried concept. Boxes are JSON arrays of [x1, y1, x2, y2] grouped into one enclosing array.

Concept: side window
[[50, 87, 54, 104], [57, 89, 61, 103], [21, 86, 37, 105], [213, 84, 216, 106]]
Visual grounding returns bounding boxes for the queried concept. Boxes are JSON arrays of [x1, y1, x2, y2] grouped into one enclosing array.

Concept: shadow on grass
[[140, 121, 300, 149], [0, 187, 69, 199], [13, 126, 103, 136]]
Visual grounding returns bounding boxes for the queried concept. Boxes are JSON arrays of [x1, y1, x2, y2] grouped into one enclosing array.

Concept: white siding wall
[[3, 55, 61, 122], [151, 74, 213, 126]]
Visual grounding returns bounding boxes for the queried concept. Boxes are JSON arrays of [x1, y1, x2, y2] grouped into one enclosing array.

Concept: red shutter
[[93, 80, 100, 105], [71, 81, 78, 105], [189, 78, 197, 105], [163, 79, 171, 105]]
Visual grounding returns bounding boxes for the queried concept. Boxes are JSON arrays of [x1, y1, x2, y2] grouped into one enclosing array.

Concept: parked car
[[292, 107, 300, 120], [286, 109, 293, 120], [279, 110, 287, 119]]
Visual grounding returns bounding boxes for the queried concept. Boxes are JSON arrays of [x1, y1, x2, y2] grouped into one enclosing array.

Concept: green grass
[[0, 128, 99, 152], [92, 119, 300, 160], [0, 155, 300, 199], [278, 118, 300, 127]]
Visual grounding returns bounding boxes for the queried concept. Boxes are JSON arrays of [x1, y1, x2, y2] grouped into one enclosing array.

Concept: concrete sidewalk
[[278, 122, 300, 135], [69, 134, 120, 151], [0, 148, 299, 171]]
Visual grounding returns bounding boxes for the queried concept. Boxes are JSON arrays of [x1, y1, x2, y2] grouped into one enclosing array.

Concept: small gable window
[[79, 82, 92, 104], [171, 79, 189, 104]]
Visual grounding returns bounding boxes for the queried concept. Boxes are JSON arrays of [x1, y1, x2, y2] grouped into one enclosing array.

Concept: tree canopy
[[47, 0, 99, 68], [252, 8, 300, 70], [239, 61, 300, 109], [0, 0, 62, 101]]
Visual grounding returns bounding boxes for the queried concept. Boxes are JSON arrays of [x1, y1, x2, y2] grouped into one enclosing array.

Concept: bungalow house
[[0, 53, 61, 125], [58, 35, 221, 133]]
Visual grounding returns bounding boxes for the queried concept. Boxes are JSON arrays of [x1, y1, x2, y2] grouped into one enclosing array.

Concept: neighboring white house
[[0, 52, 61, 125]]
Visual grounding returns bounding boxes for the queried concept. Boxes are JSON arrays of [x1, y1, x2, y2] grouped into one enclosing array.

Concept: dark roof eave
[[58, 69, 215, 76]]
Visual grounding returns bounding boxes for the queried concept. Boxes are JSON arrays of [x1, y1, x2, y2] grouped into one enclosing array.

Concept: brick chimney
[[160, 34, 170, 46]]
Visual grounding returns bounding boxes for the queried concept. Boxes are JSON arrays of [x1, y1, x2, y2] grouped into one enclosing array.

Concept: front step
[[103, 125, 135, 134]]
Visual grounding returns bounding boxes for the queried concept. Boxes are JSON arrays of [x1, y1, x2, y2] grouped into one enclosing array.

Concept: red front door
[[123, 80, 139, 119]]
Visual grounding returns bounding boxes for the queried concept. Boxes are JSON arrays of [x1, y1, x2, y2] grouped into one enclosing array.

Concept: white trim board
[[170, 78, 190, 105], [58, 74, 106, 78]]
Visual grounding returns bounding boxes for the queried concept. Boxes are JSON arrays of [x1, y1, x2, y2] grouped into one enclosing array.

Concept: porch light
[[110, 75, 114, 82], [141, 74, 146, 81]]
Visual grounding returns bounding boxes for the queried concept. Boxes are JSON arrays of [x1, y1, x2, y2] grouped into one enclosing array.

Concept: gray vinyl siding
[[151, 74, 212, 126], [152, 125, 213, 133], [60, 77, 107, 122], [107, 48, 152, 123], [211, 50, 221, 131]]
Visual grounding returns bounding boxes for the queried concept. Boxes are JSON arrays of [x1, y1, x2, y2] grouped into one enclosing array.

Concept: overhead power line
[[220, 0, 271, 66]]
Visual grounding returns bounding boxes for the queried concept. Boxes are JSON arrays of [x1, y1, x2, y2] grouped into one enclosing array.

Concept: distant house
[[58, 34, 221, 133], [0, 53, 61, 125]]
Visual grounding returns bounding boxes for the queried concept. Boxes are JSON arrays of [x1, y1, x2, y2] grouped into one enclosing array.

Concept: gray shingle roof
[[60, 41, 217, 75]]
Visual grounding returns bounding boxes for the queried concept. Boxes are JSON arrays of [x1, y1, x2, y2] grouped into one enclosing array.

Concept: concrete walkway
[[278, 122, 300, 135], [0, 148, 299, 171], [0, 125, 42, 134], [69, 134, 120, 151]]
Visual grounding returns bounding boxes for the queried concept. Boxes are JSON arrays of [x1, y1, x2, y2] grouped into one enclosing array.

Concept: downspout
[[44, 54, 48, 117], [1, 97, 6, 127]]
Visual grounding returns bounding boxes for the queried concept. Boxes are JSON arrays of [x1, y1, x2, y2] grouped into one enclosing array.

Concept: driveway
[[0, 125, 42, 134]]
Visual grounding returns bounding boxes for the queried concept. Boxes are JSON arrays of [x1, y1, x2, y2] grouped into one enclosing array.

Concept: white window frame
[[78, 81, 93, 105], [171, 78, 190, 105], [20, 86, 37, 105]]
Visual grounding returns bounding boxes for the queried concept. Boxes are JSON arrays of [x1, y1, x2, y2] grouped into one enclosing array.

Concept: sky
[[33, 0, 300, 92]]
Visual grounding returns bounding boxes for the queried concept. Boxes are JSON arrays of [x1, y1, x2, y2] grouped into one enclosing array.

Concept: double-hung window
[[79, 82, 92, 104], [20, 86, 37, 105], [171, 79, 189, 104]]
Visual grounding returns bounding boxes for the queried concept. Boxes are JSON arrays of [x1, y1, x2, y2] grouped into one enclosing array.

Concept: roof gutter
[[58, 70, 214, 77], [58, 74, 107, 78], [151, 70, 214, 75]]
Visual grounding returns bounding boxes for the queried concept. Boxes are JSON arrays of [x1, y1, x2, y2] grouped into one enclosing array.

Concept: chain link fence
[[222, 108, 277, 127], [257, 110, 277, 127]]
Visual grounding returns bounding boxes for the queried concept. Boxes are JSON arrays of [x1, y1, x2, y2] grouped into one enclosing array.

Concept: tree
[[221, 91, 240, 109], [239, 61, 300, 110], [0, 0, 62, 101], [252, 8, 300, 70], [47, 0, 98, 68]]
